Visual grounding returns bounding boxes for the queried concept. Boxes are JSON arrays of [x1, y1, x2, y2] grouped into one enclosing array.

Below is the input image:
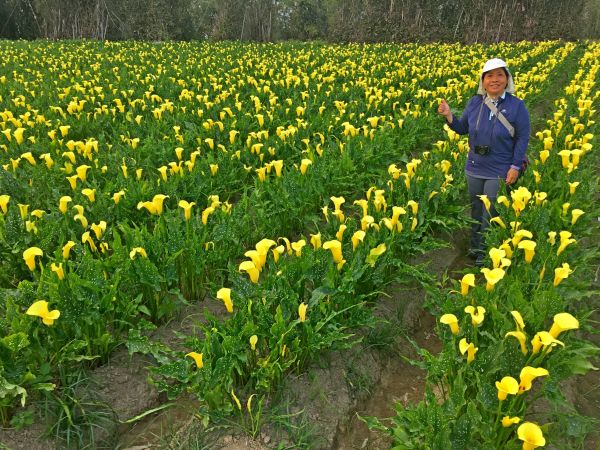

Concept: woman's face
[[482, 68, 508, 97]]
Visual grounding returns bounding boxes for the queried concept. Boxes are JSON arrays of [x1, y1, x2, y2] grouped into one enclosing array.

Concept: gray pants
[[466, 174, 502, 253]]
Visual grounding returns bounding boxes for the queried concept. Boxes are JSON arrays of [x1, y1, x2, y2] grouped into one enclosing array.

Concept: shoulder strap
[[484, 97, 515, 138]]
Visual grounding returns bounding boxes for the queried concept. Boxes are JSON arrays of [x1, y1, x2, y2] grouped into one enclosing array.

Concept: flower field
[[0, 40, 598, 449]]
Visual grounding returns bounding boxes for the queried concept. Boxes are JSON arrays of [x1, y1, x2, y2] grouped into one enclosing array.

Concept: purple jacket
[[448, 93, 530, 179]]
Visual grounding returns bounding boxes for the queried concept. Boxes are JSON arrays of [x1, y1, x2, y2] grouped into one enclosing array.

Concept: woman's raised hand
[[437, 99, 452, 123]]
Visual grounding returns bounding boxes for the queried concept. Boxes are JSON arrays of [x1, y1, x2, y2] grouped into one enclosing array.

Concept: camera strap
[[484, 96, 515, 138]]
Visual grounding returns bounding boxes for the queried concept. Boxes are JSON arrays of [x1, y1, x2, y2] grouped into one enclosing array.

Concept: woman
[[437, 58, 530, 266]]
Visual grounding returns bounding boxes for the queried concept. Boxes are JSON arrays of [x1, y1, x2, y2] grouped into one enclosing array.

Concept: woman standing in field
[[437, 58, 530, 266]]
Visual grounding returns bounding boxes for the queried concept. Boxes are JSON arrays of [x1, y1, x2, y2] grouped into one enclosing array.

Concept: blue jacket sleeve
[[447, 97, 475, 135], [511, 100, 530, 168]]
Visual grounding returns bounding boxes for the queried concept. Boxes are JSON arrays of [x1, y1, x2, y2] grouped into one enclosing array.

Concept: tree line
[[1, 0, 599, 42]]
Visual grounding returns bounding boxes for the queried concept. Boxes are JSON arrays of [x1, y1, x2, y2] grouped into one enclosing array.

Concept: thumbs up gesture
[[437, 99, 452, 121]]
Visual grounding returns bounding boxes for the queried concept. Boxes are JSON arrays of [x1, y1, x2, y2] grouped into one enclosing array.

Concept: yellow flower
[[406, 200, 418, 215], [129, 247, 147, 259], [59, 125, 70, 137], [361, 215, 374, 231], [73, 213, 88, 229], [336, 224, 347, 241], [91, 221, 107, 239], [239, 261, 260, 283], [571, 209, 584, 225], [291, 239, 306, 257], [330, 196, 345, 211], [459, 338, 478, 363], [352, 230, 365, 250], [0, 194, 10, 214], [460, 274, 475, 296], [249, 335, 258, 351], [480, 267, 505, 291], [548, 312, 579, 338], [497, 195, 510, 208], [518, 366, 549, 393], [209, 164, 218, 175], [310, 232, 322, 249], [23, 247, 43, 271], [440, 313, 459, 335], [505, 331, 528, 355], [18, 203, 29, 220], [112, 190, 125, 204], [59, 196, 72, 214], [185, 351, 203, 369], [553, 263, 572, 286], [353, 199, 369, 217], [81, 188, 96, 202], [201, 206, 215, 225], [51, 262, 64, 280], [13, 127, 25, 144], [557, 149, 571, 168], [517, 422, 545, 450], [298, 302, 308, 322], [323, 239, 344, 265], [478, 194, 491, 214], [366, 243, 386, 267], [464, 305, 485, 326], [531, 331, 564, 354], [178, 200, 195, 221], [26, 300, 60, 326], [502, 416, 521, 427], [512, 229, 532, 247], [517, 240, 536, 263], [495, 376, 519, 400], [299, 158, 312, 175], [216, 287, 233, 313], [76, 164, 91, 182], [557, 231, 576, 256], [489, 247, 506, 269], [272, 160, 283, 177], [62, 241, 76, 259], [66, 175, 78, 190], [568, 181, 579, 195]]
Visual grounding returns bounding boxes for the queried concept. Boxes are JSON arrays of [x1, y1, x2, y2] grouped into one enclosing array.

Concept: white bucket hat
[[477, 58, 515, 95]]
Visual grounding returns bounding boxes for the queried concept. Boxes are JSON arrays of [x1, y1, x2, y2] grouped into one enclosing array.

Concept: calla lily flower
[[59, 196, 72, 214], [511, 311, 525, 331], [489, 247, 506, 269], [81, 188, 96, 202], [517, 422, 545, 449], [571, 209, 584, 225], [291, 239, 306, 257], [336, 224, 347, 241], [51, 262, 64, 280], [185, 351, 203, 369], [353, 199, 369, 217], [547, 231, 557, 245], [480, 268, 505, 291], [0, 194, 9, 214], [459, 338, 478, 363], [250, 335, 258, 351], [298, 302, 307, 322], [505, 331, 528, 355], [129, 247, 147, 259], [512, 229, 533, 246], [91, 221, 107, 239], [216, 287, 233, 313], [178, 200, 195, 220], [553, 263, 572, 286], [366, 243, 386, 267], [478, 194, 491, 214], [502, 416, 521, 427], [63, 241, 76, 259], [272, 245, 285, 263], [330, 196, 345, 211], [323, 240, 344, 264], [518, 366, 549, 393], [26, 300, 60, 326], [495, 376, 519, 400], [299, 158, 312, 175], [531, 331, 564, 354], [440, 314, 459, 335], [460, 274, 475, 296], [351, 230, 365, 250], [23, 247, 43, 271], [361, 215, 374, 231], [517, 240, 536, 263], [310, 233, 322, 249], [548, 312, 579, 338], [239, 261, 259, 283], [464, 305, 485, 326]]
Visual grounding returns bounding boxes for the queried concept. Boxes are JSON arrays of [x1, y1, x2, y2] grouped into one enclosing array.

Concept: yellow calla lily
[[26, 300, 60, 326]]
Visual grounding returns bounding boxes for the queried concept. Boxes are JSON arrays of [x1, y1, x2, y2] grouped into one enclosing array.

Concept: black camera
[[474, 145, 490, 156]]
